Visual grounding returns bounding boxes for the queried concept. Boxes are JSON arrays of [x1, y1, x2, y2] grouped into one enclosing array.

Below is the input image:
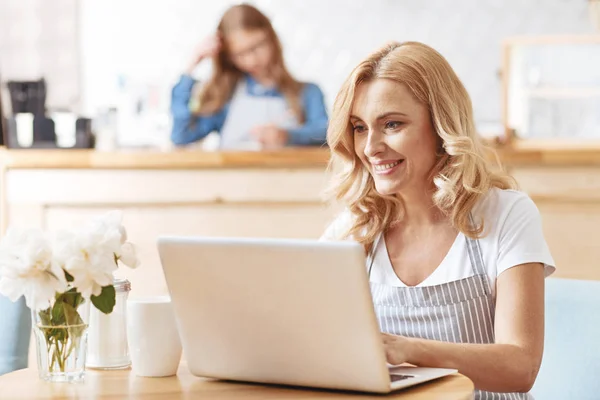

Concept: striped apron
[[368, 234, 530, 400]]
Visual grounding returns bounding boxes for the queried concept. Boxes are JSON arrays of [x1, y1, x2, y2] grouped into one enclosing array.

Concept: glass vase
[[32, 300, 90, 382]]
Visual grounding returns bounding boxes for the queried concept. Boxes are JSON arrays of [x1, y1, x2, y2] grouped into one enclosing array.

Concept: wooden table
[[0, 363, 474, 399]]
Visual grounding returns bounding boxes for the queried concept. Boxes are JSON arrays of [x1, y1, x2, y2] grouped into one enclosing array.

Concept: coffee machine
[[2, 77, 93, 149]]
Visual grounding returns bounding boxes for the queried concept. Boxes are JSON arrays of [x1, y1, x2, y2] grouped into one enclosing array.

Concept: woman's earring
[[436, 143, 446, 157]]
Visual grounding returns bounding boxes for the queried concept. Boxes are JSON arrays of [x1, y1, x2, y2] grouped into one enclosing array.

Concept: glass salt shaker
[[86, 278, 132, 369]]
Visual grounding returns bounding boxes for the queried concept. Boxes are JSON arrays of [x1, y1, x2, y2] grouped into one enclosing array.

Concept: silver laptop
[[157, 236, 457, 393]]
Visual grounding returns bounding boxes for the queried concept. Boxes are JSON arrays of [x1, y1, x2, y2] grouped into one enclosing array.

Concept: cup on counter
[[126, 296, 182, 377]]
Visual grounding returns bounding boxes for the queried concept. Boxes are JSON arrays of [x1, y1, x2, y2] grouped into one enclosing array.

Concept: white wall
[[2, 0, 596, 141], [0, 0, 80, 110], [78, 0, 595, 136]]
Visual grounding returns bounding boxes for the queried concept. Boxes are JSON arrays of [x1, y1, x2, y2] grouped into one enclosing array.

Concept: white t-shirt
[[320, 188, 556, 297]]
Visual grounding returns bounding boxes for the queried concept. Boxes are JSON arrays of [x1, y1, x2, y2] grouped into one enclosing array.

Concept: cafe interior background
[[0, 0, 600, 397]]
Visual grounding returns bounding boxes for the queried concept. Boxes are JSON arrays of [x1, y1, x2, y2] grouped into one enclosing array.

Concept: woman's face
[[225, 29, 274, 78], [351, 79, 439, 197]]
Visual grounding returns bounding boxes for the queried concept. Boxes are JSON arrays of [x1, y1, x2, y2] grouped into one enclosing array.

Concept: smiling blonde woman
[[321, 42, 555, 400]]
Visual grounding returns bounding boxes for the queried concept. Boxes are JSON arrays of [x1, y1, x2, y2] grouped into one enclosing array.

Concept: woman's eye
[[352, 125, 367, 134], [385, 121, 402, 130]]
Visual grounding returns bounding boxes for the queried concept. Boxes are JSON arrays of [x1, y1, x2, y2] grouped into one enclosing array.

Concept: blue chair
[[0, 295, 31, 375], [531, 278, 600, 400]]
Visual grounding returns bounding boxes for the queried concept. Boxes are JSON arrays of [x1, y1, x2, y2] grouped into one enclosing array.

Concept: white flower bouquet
[[0, 211, 139, 382]]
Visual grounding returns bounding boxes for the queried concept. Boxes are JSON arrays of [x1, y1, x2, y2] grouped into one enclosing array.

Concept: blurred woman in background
[[170, 4, 328, 149]]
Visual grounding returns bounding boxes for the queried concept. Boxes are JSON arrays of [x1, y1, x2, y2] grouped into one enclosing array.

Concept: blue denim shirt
[[170, 74, 329, 146]]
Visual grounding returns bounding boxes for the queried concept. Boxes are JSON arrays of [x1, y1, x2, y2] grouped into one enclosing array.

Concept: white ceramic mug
[[126, 296, 182, 377]]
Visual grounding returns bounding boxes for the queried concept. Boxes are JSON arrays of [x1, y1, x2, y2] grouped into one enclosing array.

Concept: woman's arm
[[287, 83, 328, 146], [384, 262, 545, 393], [170, 75, 227, 146]]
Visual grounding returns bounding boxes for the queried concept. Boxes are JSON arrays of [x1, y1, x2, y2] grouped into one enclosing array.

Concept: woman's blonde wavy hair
[[326, 41, 516, 252], [194, 4, 304, 122]]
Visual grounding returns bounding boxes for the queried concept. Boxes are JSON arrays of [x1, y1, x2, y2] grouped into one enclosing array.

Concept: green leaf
[[67, 323, 87, 339], [75, 295, 85, 308], [91, 285, 116, 314], [51, 301, 65, 326], [64, 271, 74, 282], [62, 302, 84, 327], [38, 308, 52, 327], [62, 290, 84, 309], [49, 327, 65, 342]]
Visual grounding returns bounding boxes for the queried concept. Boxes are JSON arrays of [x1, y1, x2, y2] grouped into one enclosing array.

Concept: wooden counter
[[0, 147, 336, 298], [495, 140, 600, 281], [496, 139, 600, 166], [2, 139, 600, 170], [0, 147, 330, 170], [1, 138, 599, 291]]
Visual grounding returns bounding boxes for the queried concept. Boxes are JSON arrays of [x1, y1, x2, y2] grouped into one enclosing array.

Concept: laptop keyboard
[[390, 374, 415, 382]]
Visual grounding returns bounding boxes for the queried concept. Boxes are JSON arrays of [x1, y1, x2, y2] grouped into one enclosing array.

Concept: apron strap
[[466, 213, 492, 296], [466, 213, 487, 277], [367, 233, 382, 278], [232, 80, 247, 96]]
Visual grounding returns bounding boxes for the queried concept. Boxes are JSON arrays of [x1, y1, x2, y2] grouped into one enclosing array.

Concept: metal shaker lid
[[113, 278, 131, 292]]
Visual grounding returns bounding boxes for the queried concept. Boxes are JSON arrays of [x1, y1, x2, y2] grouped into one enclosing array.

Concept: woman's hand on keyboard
[[382, 333, 411, 366]]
